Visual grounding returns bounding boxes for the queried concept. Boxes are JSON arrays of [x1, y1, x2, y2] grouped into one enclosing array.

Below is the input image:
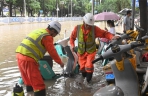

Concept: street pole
[[57, 4, 58, 17], [139, 0, 147, 37], [43, 0, 45, 17], [24, 0, 26, 17], [131, 0, 135, 30], [56, 0, 59, 17], [92, 0, 94, 15], [71, 0, 72, 17], [0, 1, 1, 17], [57, 4, 59, 17]]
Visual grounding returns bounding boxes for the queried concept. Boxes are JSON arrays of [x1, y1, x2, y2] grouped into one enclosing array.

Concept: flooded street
[[0, 21, 122, 96]]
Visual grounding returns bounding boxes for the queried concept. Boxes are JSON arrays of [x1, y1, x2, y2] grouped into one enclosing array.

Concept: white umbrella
[[118, 8, 132, 15]]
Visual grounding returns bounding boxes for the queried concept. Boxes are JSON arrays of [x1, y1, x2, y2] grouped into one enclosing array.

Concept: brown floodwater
[[0, 21, 123, 96]]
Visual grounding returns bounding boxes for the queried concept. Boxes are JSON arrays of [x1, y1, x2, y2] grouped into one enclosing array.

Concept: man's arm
[[95, 26, 113, 40], [69, 26, 77, 49], [41, 36, 63, 65]]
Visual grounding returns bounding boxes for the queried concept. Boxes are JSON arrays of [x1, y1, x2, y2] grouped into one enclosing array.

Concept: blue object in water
[[18, 77, 24, 85], [105, 73, 115, 80]]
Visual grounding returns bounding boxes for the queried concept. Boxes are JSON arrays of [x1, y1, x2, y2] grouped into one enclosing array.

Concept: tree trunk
[[147, 7, 148, 31], [20, 7, 23, 17], [1, 0, 3, 17], [0, 8, 1, 16], [28, 10, 29, 17], [139, 0, 147, 37], [0, 2, 3, 16], [38, 11, 40, 17], [31, 10, 33, 17], [14, 7, 16, 17], [0, 1, 3, 17], [9, 2, 13, 17]]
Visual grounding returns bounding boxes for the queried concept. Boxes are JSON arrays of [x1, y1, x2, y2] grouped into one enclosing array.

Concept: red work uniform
[[16, 29, 62, 91], [70, 24, 113, 73]]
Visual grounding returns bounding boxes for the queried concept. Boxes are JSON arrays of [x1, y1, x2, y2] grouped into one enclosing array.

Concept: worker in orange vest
[[70, 13, 119, 84], [16, 21, 64, 96]]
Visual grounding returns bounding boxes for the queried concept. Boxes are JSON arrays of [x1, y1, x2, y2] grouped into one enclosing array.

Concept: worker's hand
[[71, 47, 75, 52], [112, 36, 120, 40], [123, 30, 126, 33], [60, 62, 64, 68]]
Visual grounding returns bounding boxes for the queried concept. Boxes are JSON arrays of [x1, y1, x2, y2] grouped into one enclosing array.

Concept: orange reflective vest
[[77, 25, 96, 54]]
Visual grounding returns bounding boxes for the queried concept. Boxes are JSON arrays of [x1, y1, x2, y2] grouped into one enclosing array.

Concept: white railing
[[0, 17, 83, 25]]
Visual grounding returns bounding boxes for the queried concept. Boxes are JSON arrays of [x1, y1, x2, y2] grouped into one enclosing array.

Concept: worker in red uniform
[[70, 13, 119, 84], [16, 21, 64, 96]]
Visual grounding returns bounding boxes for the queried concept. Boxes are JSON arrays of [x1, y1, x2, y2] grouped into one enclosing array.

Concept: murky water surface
[[0, 21, 122, 96]]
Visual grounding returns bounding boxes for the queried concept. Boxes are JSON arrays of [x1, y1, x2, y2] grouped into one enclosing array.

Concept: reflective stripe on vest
[[16, 29, 49, 62], [25, 35, 47, 54], [20, 43, 41, 60], [77, 25, 96, 54]]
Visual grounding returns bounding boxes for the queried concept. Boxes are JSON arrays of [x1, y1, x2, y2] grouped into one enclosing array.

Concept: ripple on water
[[0, 90, 7, 94], [0, 66, 18, 71], [2, 69, 19, 74]]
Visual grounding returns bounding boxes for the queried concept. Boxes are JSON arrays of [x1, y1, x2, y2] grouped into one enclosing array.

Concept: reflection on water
[[45, 61, 106, 96], [0, 21, 122, 96], [0, 65, 20, 96], [0, 60, 106, 96]]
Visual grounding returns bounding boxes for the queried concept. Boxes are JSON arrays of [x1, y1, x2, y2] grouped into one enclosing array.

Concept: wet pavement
[[0, 21, 123, 96]]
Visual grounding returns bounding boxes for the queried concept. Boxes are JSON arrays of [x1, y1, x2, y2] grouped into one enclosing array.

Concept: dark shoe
[[34, 89, 46, 96], [82, 72, 87, 77], [26, 86, 33, 92], [86, 73, 93, 83]]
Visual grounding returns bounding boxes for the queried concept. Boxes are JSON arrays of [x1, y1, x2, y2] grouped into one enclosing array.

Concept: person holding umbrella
[[105, 20, 116, 36], [69, 13, 119, 85], [100, 20, 116, 43]]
